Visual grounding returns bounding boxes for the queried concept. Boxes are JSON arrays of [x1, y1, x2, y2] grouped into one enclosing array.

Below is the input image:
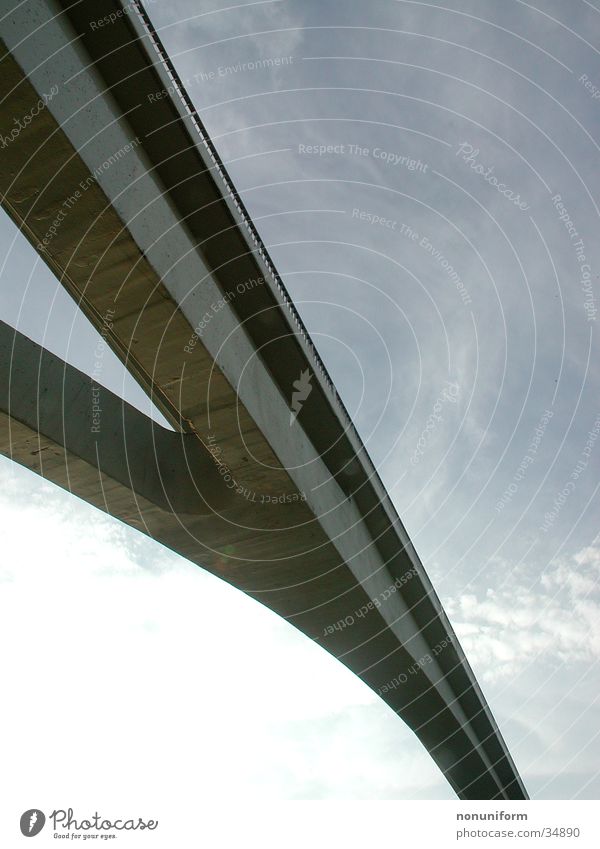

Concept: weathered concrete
[[0, 0, 528, 799], [0, 320, 232, 514]]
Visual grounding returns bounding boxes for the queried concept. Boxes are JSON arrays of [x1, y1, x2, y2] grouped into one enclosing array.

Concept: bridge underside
[[0, 0, 527, 799]]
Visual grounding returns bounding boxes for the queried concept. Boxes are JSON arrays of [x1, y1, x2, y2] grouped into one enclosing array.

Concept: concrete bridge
[[0, 0, 528, 799]]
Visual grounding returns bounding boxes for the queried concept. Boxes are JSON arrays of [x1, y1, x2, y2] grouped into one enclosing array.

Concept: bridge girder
[[0, 0, 528, 799]]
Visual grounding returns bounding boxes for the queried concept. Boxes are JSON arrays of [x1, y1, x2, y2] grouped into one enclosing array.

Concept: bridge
[[0, 0, 528, 799]]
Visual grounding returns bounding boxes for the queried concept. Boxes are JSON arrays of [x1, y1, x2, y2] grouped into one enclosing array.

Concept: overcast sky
[[2, 0, 600, 802]]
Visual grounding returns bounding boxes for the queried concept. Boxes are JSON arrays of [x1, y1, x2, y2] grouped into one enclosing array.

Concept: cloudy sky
[[2, 0, 600, 802]]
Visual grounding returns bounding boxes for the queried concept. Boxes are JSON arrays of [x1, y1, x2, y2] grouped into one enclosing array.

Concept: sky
[[1, 0, 600, 801]]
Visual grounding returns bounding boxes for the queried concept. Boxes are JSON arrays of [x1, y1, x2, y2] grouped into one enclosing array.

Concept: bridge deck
[[0, 0, 527, 799]]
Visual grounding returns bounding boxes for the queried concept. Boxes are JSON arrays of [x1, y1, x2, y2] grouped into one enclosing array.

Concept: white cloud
[[448, 546, 600, 683], [0, 456, 451, 801]]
